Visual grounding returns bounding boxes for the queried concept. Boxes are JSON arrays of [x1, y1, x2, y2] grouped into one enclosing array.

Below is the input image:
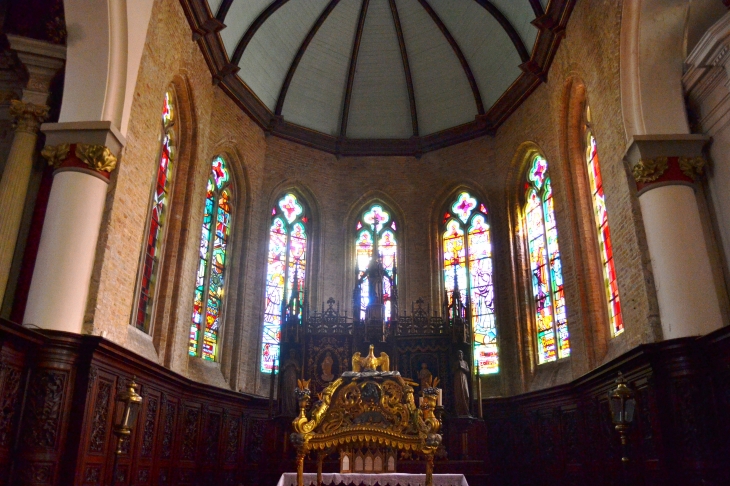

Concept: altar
[[276, 473, 469, 486]]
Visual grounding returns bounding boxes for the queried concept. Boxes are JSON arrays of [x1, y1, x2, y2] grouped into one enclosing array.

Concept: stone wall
[[84, 0, 663, 397]]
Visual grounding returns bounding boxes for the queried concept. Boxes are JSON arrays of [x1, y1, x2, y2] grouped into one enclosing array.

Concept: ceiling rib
[[473, 0, 530, 63], [340, 0, 371, 138], [388, 0, 418, 137], [416, 0, 484, 115], [230, 0, 291, 66], [275, 0, 341, 116], [216, 0, 235, 22], [528, 0, 545, 17]]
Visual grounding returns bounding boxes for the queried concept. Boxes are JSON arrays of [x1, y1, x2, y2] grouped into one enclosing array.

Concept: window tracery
[[133, 89, 176, 332], [524, 155, 569, 364], [584, 109, 623, 336], [261, 193, 309, 373], [355, 204, 398, 320], [189, 156, 233, 361], [442, 191, 498, 375]]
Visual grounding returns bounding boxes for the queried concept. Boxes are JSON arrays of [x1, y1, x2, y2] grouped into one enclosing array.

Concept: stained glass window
[[525, 155, 569, 364], [442, 192, 497, 375], [355, 204, 397, 320], [134, 89, 176, 332], [586, 125, 623, 335], [189, 156, 232, 361], [261, 193, 308, 373]]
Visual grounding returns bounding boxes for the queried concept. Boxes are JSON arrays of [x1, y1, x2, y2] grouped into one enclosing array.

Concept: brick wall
[[83, 0, 661, 397]]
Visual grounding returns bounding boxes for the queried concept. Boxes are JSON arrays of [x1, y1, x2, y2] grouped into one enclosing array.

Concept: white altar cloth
[[276, 473, 469, 486]]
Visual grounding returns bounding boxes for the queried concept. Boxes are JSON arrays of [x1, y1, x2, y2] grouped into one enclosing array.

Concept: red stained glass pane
[[586, 132, 622, 335], [135, 90, 176, 332]]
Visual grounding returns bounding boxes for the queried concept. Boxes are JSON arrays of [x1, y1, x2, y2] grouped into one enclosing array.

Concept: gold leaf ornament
[[632, 157, 668, 183], [679, 156, 705, 179], [75, 143, 118, 173], [41, 143, 70, 168]]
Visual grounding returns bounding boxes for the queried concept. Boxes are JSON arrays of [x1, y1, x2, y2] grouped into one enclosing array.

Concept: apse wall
[[87, 0, 660, 397]]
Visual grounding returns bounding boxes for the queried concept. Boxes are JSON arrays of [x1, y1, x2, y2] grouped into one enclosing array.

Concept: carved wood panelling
[[2, 318, 730, 484]]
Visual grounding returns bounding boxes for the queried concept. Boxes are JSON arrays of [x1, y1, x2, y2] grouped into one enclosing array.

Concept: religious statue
[[453, 350, 471, 416], [418, 363, 433, 390], [320, 351, 334, 382], [280, 350, 301, 417]]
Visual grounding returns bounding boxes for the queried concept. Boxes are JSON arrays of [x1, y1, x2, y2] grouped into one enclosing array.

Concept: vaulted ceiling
[[181, 0, 576, 156]]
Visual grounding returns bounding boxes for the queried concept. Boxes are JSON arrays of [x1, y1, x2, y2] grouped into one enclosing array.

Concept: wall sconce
[[111, 376, 143, 484], [608, 371, 635, 464]]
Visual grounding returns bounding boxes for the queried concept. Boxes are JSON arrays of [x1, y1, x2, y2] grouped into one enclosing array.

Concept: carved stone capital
[[632, 157, 668, 183], [75, 144, 118, 174], [9, 100, 49, 134]]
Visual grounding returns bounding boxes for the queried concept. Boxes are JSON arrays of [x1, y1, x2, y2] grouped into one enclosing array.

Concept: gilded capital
[[75, 144, 118, 174], [41, 143, 70, 168], [679, 156, 705, 180], [632, 157, 668, 184], [9, 100, 49, 134]]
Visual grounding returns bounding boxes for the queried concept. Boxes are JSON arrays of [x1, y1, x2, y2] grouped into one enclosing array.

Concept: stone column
[[626, 135, 724, 339], [0, 35, 65, 301], [0, 101, 48, 298], [23, 122, 124, 333]]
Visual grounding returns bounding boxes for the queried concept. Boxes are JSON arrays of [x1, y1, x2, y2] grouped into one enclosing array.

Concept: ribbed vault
[[182, 0, 575, 156]]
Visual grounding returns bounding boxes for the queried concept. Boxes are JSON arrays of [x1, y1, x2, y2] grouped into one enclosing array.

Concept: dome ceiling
[[181, 0, 576, 156]]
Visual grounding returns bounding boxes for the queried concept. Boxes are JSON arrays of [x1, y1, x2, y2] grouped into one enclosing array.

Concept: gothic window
[[524, 155, 569, 364], [133, 89, 176, 332], [442, 192, 497, 375], [261, 193, 309, 373], [585, 109, 623, 336], [189, 156, 233, 361], [355, 204, 398, 320]]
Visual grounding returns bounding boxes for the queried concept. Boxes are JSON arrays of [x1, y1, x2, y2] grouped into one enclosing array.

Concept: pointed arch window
[[585, 110, 623, 336], [524, 155, 569, 364], [442, 192, 497, 375], [355, 204, 398, 320], [189, 156, 233, 361], [261, 193, 309, 373], [133, 89, 176, 332]]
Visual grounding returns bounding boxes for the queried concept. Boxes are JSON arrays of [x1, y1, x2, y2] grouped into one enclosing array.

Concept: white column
[[626, 135, 724, 339], [23, 171, 108, 333], [23, 123, 123, 333]]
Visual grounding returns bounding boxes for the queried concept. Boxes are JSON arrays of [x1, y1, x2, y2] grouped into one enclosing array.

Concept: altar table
[[276, 473, 469, 486]]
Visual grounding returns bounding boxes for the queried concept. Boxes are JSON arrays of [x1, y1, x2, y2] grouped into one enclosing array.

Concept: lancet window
[[189, 156, 233, 361], [355, 204, 398, 320], [442, 192, 497, 375], [584, 109, 623, 336], [133, 89, 177, 332], [261, 193, 309, 373], [524, 155, 570, 363]]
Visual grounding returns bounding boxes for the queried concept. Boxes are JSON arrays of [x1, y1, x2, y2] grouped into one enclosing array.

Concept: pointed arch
[[436, 185, 498, 375], [260, 186, 316, 373], [513, 146, 570, 365], [132, 86, 180, 334], [189, 155, 236, 361]]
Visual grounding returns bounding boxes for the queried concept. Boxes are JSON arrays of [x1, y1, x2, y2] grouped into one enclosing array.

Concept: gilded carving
[[41, 143, 70, 169], [679, 156, 706, 179], [9, 100, 49, 133], [291, 350, 441, 486], [632, 157, 668, 183], [75, 143, 118, 173]]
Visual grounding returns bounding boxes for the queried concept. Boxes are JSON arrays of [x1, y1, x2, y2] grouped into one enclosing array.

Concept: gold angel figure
[[351, 345, 390, 372]]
